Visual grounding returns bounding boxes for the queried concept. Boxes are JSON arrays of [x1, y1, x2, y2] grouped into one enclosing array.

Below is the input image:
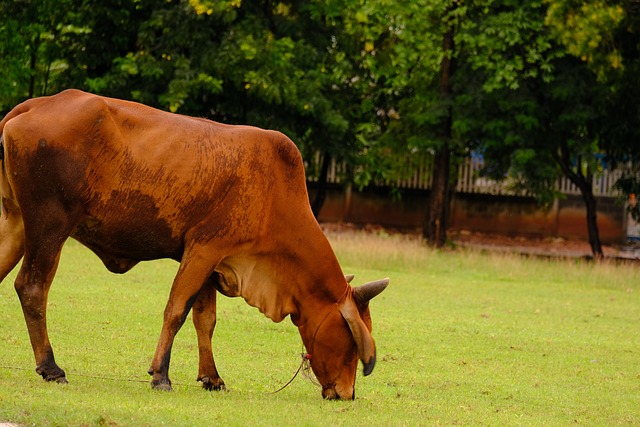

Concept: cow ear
[[338, 299, 377, 376], [353, 278, 389, 305], [345, 274, 355, 283]]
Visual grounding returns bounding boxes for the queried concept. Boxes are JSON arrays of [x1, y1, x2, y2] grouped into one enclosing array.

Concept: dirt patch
[[449, 229, 634, 259], [321, 222, 640, 261]]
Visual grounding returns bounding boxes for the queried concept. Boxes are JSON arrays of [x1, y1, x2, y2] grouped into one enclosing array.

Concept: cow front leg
[[148, 249, 215, 391], [192, 276, 225, 391], [14, 244, 67, 383]]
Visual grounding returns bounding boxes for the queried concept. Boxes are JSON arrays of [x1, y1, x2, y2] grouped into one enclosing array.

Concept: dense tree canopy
[[463, 0, 640, 256], [1, 0, 638, 254]]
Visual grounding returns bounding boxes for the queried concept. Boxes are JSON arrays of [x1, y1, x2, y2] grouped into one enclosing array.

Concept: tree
[[355, 0, 560, 247], [424, 4, 457, 247], [0, 0, 155, 112], [324, 0, 458, 246], [453, 0, 640, 258], [0, 0, 91, 112], [548, 0, 640, 228], [533, 0, 640, 255], [476, 58, 612, 258]]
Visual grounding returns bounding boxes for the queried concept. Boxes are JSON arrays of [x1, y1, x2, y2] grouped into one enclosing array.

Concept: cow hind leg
[[148, 244, 219, 391], [192, 276, 225, 391], [14, 234, 67, 383]]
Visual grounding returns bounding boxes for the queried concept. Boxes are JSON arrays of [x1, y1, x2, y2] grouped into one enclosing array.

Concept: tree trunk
[[580, 183, 604, 259], [29, 36, 40, 99], [424, 144, 451, 246], [423, 17, 456, 247], [554, 150, 604, 259], [311, 152, 331, 219]]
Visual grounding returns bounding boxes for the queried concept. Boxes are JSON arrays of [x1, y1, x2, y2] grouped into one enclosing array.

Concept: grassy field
[[0, 230, 638, 426]]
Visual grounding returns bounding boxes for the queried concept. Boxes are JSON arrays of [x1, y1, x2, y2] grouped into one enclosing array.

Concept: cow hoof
[[151, 381, 173, 392], [37, 365, 67, 383], [41, 375, 68, 384], [41, 373, 68, 384], [199, 376, 226, 391]]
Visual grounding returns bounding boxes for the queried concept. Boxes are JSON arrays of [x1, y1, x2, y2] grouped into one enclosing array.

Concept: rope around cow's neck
[[270, 352, 313, 394], [271, 285, 350, 394]]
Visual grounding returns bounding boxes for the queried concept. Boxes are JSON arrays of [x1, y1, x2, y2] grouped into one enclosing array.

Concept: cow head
[[304, 277, 389, 400]]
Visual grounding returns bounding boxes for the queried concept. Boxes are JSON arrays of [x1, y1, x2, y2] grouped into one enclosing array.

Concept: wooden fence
[[307, 153, 623, 197]]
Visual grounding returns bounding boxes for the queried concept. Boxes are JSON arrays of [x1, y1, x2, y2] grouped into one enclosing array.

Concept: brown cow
[[0, 89, 388, 399]]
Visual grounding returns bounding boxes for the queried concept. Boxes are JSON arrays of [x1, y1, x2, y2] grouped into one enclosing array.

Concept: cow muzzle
[[322, 384, 354, 400]]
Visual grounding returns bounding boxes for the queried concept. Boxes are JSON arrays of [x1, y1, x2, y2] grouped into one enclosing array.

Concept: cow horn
[[338, 300, 377, 376], [345, 274, 355, 283], [353, 278, 389, 303]]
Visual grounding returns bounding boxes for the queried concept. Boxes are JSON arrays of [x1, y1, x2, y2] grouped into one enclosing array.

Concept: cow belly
[[71, 216, 183, 271]]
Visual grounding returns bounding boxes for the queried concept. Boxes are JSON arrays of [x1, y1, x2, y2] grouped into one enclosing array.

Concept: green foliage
[[0, 0, 91, 112], [459, 0, 559, 92], [1, 235, 639, 425], [1, 0, 639, 221], [545, 0, 625, 80], [537, 0, 640, 224]]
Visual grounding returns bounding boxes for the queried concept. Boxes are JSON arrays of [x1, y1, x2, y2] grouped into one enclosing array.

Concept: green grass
[[1, 231, 639, 426]]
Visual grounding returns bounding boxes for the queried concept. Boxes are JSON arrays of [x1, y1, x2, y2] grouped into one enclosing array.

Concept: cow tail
[[0, 102, 31, 200], [0, 118, 6, 162], [0, 135, 8, 205], [0, 135, 8, 198]]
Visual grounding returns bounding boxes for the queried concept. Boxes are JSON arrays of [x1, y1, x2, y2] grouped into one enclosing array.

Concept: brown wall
[[311, 184, 627, 244]]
